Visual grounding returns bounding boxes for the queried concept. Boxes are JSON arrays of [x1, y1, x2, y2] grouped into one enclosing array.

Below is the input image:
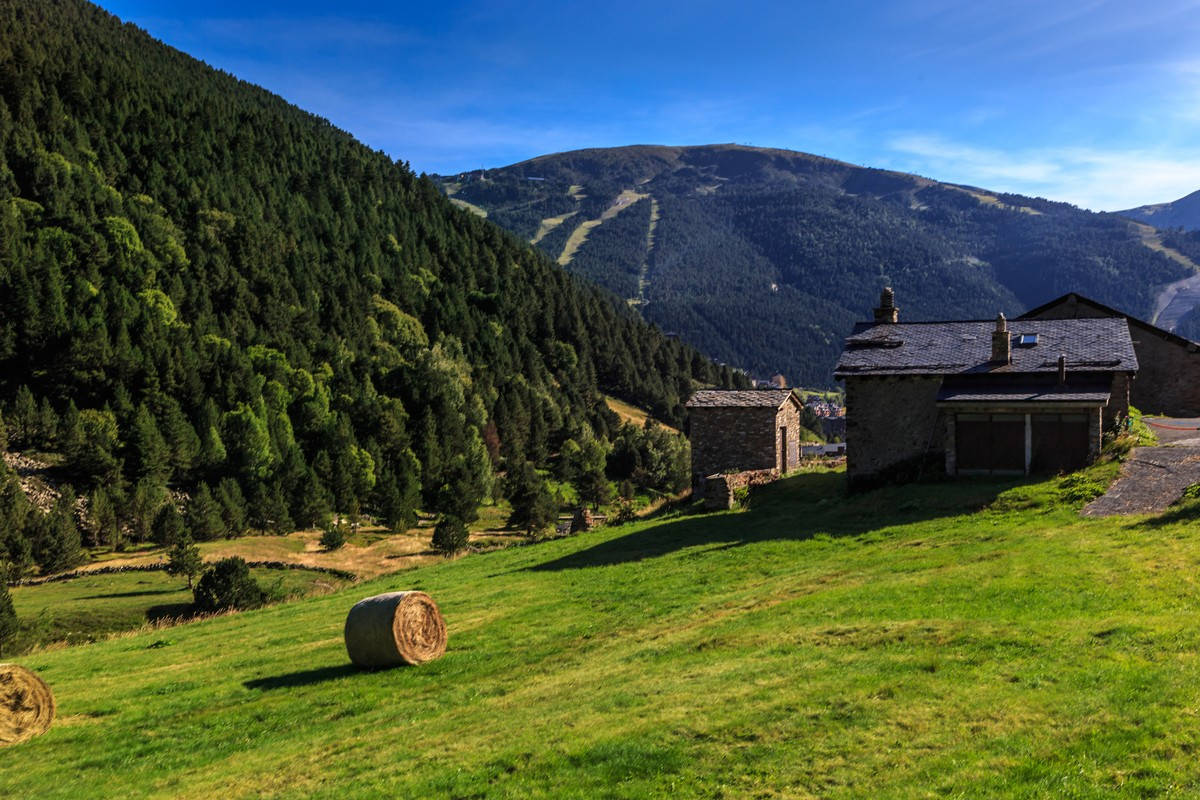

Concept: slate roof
[[936, 376, 1112, 404], [835, 317, 1137, 377], [685, 389, 796, 408], [1018, 291, 1200, 349]]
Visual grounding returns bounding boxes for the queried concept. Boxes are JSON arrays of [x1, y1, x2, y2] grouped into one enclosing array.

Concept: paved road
[[1082, 418, 1200, 517]]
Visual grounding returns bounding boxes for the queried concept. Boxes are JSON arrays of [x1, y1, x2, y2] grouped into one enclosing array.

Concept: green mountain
[[1120, 189, 1200, 231], [437, 144, 1191, 386], [0, 1, 740, 570]]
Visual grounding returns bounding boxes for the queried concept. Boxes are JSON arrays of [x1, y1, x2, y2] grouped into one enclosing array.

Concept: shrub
[[432, 515, 469, 556], [319, 523, 347, 551], [193, 557, 264, 613], [614, 502, 637, 524]]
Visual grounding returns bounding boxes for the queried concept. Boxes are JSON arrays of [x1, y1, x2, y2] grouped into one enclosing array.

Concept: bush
[[193, 557, 264, 613], [432, 515, 469, 555], [319, 523, 347, 551]]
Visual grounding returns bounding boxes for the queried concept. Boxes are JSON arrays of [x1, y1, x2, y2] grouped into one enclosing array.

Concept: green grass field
[[9, 567, 350, 652], [7, 464, 1200, 797]]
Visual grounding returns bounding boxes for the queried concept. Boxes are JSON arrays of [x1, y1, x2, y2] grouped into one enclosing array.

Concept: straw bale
[[344, 591, 447, 668], [0, 664, 55, 746]]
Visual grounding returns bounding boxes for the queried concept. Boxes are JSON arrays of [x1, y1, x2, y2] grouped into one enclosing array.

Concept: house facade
[[684, 389, 804, 483], [1020, 292, 1200, 417], [835, 290, 1138, 488]]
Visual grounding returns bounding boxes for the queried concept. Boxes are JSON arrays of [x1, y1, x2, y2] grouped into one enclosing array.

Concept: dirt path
[[1082, 418, 1200, 516]]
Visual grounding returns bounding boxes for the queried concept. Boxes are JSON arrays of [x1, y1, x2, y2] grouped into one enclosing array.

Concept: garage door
[[1030, 413, 1090, 474], [956, 413, 1025, 473]]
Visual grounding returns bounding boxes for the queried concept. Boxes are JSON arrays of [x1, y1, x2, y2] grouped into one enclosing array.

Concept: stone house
[[835, 289, 1138, 488], [1020, 292, 1200, 417], [684, 389, 805, 484]]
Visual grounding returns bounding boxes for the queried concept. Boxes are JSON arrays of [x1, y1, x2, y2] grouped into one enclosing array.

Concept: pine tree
[[215, 478, 247, 536], [0, 576, 18, 658], [431, 514, 469, 555], [504, 461, 557, 537], [32, 487, 84, 574], [186, 483, 226, 541], [152, 503, 186, 546], [165, 532, 203, 590], [132, 403, 170, 482], [11, 385, 36, 448]]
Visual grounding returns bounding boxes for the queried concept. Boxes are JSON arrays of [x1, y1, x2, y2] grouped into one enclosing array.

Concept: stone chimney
[[1058, 354, 1067, 385], [873, 287, 899, 324], [991, 313, 1011, 364]]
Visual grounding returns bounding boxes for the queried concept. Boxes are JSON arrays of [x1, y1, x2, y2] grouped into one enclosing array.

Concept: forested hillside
[[0, 1, 741, 576], [439, 145, 1190, 385]]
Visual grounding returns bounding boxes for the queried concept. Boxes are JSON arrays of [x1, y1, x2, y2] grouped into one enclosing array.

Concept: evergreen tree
[[86, 485, 122, 548], [152, 503, 186, 546], [186, 483, 226, 541], [126, 478, 168, 543], [215, 478, 248, 536], [431, 514, 469, 555], [32, 487, 84, 574], [504, 461, 558, 537], [193, 557, 264, 613], [132, 403, 170, 482], [165, 532, 203, 590], [0, 573, 17, 658], [10, 385, 36, 448]]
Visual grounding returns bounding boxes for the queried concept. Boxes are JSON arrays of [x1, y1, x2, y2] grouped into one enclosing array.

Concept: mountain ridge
[[437, 144, 1190, 386], [1120, 188, 1200, 232]]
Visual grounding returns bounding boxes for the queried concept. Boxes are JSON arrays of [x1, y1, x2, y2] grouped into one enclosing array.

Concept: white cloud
[[885, 134, 1200, 211]]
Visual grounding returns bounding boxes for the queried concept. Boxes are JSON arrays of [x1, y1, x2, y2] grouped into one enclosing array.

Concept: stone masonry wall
[[776, 402, 802, 472], [702, 469, 779, 510], [844, 375, 944, 484], [1025, 299, 1200, 416], [689, 406, 779, 480]]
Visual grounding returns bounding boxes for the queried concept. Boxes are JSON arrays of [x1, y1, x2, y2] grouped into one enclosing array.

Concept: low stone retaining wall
[[701, 469, 779, 510], [9, 560, 357, 587]]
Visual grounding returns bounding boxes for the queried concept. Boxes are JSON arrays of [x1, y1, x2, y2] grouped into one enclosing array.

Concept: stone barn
[[685, 389, 804, 484], [1020, 292, 1200, 417], [835, 289, 1138, 488]]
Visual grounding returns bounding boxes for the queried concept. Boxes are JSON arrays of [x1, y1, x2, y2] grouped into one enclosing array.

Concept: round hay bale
[[344, 591, 447, 668], [0, 664, 55, 746]]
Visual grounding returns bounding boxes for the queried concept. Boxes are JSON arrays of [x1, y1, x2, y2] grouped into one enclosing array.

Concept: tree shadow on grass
[[243, 664, 360, 690], [527, 470, 1027, 572], [145, 602, 197, 623], [79, 588, 179, 600]]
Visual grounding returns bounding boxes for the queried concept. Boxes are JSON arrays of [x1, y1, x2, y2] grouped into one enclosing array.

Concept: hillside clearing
[[9, 465, 1200, 796], [556, 190, 649, 266], [603, 394, 677, 433]]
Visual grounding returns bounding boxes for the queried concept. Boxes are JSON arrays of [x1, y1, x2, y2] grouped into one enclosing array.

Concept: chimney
[[991, 313, 1011, 364], [873, 287, 899, 324], [1058, 354, 1067, 385]]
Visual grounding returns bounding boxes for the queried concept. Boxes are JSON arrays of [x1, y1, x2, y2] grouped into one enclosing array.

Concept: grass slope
[[10, 568, 350, 651], [7, 465, 1200, 797]]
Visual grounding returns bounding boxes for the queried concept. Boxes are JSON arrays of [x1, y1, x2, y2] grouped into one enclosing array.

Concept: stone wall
[[701, 469, 779, 510], [844, 375, 944, 486], [776, 402, 802, 472], [1024, 298, 1200, 416], [689, 405, 780, 480]]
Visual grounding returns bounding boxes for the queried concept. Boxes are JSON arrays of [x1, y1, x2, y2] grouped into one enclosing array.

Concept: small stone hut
[[1020, 292, 1200, 417], [835, 289, 1138, 488], [685, 389, 804, 484]]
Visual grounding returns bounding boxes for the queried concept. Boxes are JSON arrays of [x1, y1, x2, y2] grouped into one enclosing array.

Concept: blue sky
[[99, 0, 1200, 211]]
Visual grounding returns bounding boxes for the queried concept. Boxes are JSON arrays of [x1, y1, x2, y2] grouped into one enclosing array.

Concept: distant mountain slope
[[437, 144, 1189, 386], [1119, 189, 1200, 231]]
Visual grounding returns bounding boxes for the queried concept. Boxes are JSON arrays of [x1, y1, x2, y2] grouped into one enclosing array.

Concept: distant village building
[[684, 389, 804, 484], [835, 289, 1138, 488], [801, 442, 846, 458], [1020, 292, 1200, 417]]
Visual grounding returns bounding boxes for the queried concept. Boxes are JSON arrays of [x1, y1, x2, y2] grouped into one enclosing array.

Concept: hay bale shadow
[[243, 664, 358, 690]]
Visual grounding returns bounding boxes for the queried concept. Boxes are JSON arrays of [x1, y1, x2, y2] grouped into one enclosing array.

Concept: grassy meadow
[[6, 464, 1200, 797], [9, 567, 351, 651]]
